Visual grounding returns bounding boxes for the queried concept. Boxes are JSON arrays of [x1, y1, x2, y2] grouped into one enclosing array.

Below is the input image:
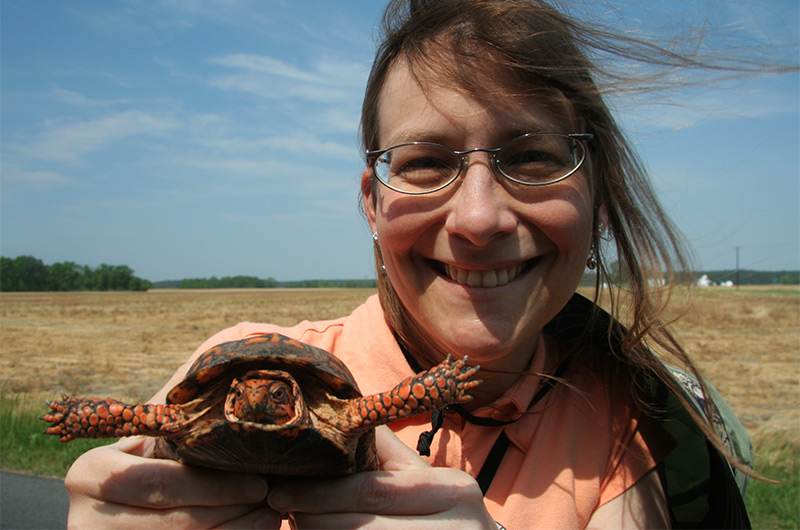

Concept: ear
[[361, 167, 378, 234]]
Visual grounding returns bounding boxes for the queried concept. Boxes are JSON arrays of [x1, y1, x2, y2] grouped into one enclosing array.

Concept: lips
[[443, 261, 531, 288]]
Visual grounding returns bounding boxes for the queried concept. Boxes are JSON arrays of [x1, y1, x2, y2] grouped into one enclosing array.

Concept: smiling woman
[[56, 1, 781, 528], [363, 58, 596, 379]]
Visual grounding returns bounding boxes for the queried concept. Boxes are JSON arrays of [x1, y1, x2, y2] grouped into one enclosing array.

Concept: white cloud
[[51, 88, 94, 106], [16, 110, 182, 163], [0, 163, 76, 192], [51, 87, 133, 107], [207, 53, 368, 104], [256, 134, 355, 159], [720, 1, 799, 52], [612, 75, 800, 135], [209, 54, 326, 84]]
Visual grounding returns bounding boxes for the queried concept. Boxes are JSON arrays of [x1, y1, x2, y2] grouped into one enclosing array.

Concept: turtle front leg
[[347, 355, 480, 432], [41, 395, 188, 442]]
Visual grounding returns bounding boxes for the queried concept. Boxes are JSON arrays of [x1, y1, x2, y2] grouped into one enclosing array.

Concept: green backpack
[[548, 294, 753, 528]]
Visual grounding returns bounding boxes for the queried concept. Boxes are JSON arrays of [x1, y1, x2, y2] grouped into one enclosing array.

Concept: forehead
[[376, 58, 579, 146]]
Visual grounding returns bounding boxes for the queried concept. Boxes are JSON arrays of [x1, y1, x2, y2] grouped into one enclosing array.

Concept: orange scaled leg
[[41, 395, 187, 442], [346, 355, 480, 431]]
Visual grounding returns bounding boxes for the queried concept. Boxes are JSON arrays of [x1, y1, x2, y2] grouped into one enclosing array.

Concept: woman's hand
[[267, 426, 495, 529], [65, 436, 280, 529]]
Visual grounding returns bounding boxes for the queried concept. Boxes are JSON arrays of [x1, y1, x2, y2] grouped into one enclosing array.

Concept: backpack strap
[[550, 294, 753, 528], [653, 366, 752, 528]]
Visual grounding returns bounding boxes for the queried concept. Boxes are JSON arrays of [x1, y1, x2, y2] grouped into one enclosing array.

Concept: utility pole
[[735, 246, 740, 290]]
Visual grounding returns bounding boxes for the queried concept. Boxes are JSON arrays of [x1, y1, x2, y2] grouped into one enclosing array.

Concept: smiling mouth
[[441, 260, 535, 288]]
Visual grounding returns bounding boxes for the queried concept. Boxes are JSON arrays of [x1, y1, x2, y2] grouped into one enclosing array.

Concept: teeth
[[445, 264, 525, 288], [496, 268, 508, 285]]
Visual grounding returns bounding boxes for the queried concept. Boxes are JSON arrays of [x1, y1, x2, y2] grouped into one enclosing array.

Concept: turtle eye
[[272, 387, 286, 402], [271, 383, 292, 404]]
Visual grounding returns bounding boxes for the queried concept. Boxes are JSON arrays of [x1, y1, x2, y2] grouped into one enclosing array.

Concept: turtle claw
[[40, 396, 79, 442], [432, 355, 481, 403]]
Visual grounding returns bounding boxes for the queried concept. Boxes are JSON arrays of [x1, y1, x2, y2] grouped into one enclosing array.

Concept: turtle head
[[225, 370, 302, 425]]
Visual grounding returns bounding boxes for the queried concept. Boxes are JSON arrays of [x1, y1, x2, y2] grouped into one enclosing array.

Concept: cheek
[[525, 182, 594, 249], [374, 193, 444, 254]]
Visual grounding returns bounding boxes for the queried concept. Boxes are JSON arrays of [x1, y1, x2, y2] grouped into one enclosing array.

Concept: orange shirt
[[181, 294, 658, 528]]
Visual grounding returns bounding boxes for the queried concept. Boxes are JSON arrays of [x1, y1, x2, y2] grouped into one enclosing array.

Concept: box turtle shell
[[41, 333, 480, 477]]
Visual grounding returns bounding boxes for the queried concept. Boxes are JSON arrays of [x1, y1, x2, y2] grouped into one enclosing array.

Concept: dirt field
[[1, 286, 797, 437]]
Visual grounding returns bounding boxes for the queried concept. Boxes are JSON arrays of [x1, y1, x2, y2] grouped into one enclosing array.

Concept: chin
[[429, 320, 525, 361]]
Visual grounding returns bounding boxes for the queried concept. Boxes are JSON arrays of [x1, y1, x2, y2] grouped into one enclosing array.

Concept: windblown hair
[[359, 0, 781, 470]]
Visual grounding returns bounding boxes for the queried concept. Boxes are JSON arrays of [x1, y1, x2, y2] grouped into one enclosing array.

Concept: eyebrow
[[383, 129, 451, 147], [381, 122, 571, 150]]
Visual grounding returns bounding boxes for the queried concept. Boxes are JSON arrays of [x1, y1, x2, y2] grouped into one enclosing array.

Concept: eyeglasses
[[366, 132, 593, 195]]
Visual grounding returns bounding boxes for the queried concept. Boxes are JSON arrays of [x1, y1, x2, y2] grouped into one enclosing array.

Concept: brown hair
[[359, 0, 765, 470]]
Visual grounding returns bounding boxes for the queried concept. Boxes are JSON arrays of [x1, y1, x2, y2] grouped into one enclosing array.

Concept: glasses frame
[[366, 132, 594, 195]]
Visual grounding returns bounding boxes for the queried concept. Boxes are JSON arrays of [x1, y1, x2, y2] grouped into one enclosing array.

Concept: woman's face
[[362, 60, 595, 369]]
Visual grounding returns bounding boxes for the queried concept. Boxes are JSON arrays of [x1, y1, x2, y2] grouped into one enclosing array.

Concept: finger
[[289, 512, 474, 529], [66, 439, 268, 508], [213, 505, 282, 529], [67, 496, 277, 530], [375, 425, 430, 471], [269, 467, 479, 516]]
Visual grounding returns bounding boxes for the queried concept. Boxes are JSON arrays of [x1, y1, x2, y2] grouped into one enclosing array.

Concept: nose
[[444, 155, 517, 246]]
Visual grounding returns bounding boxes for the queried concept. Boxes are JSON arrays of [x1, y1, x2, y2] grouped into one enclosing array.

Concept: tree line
[[177, 276, 278, 289], [2, 254, 795, 292], [152, 278, 378, 289], [0, 256, 151, 292], [697, 269, 799, 285]]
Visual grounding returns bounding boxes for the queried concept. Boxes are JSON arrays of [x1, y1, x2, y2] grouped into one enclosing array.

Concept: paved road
[[0, 472, 69, 529]]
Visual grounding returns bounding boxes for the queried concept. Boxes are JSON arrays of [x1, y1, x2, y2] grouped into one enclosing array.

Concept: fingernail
[[245, 477, 269, 502], [267, 488, 290, 510]]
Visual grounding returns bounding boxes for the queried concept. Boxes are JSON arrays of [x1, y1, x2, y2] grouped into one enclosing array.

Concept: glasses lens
[[497, 133, 584, 185], [373, 144, 460, 193]]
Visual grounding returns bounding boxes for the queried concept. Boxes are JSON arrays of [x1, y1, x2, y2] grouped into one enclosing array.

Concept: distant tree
[[0, 255, 48, 291], [0, 255, 151, 292], [47, 261, 83, 291], [111, 265, 135, 290], [80, 265, 93, 289], [0, 257, 14, 291], [179, 275, 273, 289], [127, 276, 152, 291], [89, 264, 112, 290]]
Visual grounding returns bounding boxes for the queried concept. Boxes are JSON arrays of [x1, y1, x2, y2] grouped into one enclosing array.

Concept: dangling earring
[[586, 246, 598, 270], [372, 232, 386, 274]]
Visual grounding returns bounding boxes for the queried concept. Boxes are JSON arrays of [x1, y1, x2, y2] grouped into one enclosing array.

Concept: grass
[[0, 393, 115, 478], [745, 427, 800, 529]]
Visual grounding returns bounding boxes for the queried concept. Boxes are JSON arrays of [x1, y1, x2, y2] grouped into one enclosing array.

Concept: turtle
[[41, 333, 480, 477]]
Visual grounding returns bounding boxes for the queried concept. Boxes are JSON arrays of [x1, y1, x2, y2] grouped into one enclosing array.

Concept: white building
[[697, 274, 713, 287]]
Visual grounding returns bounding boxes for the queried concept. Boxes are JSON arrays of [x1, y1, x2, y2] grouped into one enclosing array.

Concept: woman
[[64, 0, 752, 528]]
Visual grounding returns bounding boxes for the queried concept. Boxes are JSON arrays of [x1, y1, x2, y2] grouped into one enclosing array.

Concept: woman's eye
[[400, 156, 450, 172], [392, 152, 456, 185], [500, 146, 571, 183], [505, 149, 557, 166]]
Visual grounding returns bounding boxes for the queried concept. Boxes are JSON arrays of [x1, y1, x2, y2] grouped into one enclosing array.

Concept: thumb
[[375, 426, 430, 471]]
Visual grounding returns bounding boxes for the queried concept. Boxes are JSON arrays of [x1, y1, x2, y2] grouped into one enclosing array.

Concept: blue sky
[[2, 0, 798, 282]]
